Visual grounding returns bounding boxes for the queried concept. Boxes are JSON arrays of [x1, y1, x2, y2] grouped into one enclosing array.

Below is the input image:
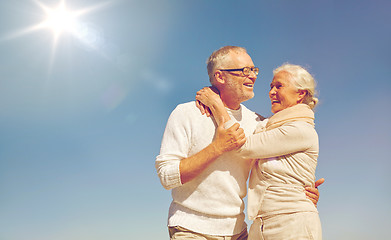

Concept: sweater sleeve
[[155, 105, 190, 190], [237, 121, 317, 159]]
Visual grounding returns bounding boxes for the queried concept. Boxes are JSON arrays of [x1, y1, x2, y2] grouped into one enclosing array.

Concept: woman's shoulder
[[283, 121, 318, 138]]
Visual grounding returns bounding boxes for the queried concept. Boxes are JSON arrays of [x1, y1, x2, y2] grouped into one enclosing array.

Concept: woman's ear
[[297, 89, 307, 103]]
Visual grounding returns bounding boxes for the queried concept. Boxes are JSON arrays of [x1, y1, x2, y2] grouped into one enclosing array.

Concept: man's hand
[[179, 123, 246, 185], [213, 123, 246, 154], [305, 178, 325, 207]]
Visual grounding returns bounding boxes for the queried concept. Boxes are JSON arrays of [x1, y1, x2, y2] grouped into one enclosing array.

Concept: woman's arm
[[196, 87, 231, 126], [238, 121, 318, 159]]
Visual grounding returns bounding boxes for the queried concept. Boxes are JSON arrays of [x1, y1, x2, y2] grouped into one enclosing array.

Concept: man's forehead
[[225, 52, 254, 67]]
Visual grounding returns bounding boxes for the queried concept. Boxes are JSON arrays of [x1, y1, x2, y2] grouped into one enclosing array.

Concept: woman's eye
[[270, 83, 282, 90]]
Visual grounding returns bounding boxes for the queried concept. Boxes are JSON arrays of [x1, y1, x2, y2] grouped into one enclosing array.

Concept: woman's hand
[[196, 87, 222, 108], [196, 87, 229, 126], [195, 99, 212, 117], [196, 87, 221, 117], [212, 123, 246, 154]]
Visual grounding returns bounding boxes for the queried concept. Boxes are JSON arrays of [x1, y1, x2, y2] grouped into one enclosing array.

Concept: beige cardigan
[[236, 104, 319, 220]]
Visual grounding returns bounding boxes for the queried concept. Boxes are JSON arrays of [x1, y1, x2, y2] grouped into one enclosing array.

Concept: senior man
[[156, 46, 322, 240]]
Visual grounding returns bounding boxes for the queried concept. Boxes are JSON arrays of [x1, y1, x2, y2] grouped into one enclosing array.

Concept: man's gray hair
[[206, 46, 247, 85]]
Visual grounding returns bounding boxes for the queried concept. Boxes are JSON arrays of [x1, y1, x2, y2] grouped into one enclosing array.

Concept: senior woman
[[196, 63, 322, 240]]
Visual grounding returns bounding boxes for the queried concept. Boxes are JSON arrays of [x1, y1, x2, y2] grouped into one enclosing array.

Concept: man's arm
[[305, 178, 325, 206], [156, 104, 246, 189], [179, 123, 245, 184]]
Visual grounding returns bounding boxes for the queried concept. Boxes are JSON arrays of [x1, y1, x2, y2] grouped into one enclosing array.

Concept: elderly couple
[[156, 46, 323, 240]]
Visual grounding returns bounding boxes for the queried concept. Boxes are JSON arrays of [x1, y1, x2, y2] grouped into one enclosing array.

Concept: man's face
[[219, 52, 257, 105]]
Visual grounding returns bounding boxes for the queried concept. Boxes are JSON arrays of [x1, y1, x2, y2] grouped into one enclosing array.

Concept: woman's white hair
[[273, 63, 319, 109]]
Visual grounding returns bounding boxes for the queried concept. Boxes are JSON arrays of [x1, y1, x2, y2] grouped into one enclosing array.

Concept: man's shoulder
[[168, 101, 204, 120], [171, 101, 199, 114]]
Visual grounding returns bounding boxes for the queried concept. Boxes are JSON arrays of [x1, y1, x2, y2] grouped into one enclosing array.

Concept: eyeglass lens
[[243, 67, 259, 76]]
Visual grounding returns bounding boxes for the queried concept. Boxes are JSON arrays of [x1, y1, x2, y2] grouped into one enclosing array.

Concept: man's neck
[[219, 90, 242, 110], [222, 100, 241, 110]]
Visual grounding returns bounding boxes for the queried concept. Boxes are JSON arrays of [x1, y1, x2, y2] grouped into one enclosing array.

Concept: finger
[[238, 138, 246, 148], [237, 127, 244, 135], [239, 132, 246, 141], [305, 188, 319, 205], [305, 186, 319, 195], [315, 178, 325, 188], [305, 190, 319, 204], [195, 99, 200, 109], [229, 123, 241, 131], [305, 188, 318, 198], [196, 100, 205, 115], [205, 107, 211, 117], [195, 100, 200, 111], [307, 195, 317, 206]]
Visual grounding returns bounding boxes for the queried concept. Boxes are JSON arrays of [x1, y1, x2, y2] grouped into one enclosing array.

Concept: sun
[[34, 0, 88, 42], [1, 0, 112, 68], [41, 1, 78, 37], [3, 0, 110, 45]]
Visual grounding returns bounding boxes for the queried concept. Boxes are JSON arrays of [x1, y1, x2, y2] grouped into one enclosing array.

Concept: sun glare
[[3, 0, 110, 44], [1, 0, 112, 69], [42, 2, 77, 37], [0, 0, 112, 71]]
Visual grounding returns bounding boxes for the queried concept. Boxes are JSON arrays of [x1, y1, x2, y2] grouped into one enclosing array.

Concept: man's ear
[[214, 70, 225, 84]]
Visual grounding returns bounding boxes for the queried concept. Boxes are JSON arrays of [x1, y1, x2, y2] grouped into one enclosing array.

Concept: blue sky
[[0, 0, 390, 239]]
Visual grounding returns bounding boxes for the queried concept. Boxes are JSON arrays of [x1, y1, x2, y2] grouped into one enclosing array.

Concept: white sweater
[[155, 101, 263, 235]]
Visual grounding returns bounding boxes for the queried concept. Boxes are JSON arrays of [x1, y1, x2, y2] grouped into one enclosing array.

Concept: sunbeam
[[1, 0, 112, 68]]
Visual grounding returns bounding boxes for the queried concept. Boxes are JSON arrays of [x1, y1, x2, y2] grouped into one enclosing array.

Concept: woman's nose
[[269, 87, 276, 95]]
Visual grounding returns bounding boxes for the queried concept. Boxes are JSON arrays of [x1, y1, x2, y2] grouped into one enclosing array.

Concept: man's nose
[[248, 71, 257, 80]]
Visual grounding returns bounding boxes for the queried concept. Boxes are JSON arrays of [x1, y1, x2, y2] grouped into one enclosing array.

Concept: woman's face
[[269, 71, 303, 114]]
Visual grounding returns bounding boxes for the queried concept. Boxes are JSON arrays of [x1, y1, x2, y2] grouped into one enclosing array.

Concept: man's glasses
[[219, 67, 259, 76]]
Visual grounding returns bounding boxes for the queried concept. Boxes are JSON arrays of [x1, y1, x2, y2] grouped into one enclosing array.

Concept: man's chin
[[246, 93, 255, 100]]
